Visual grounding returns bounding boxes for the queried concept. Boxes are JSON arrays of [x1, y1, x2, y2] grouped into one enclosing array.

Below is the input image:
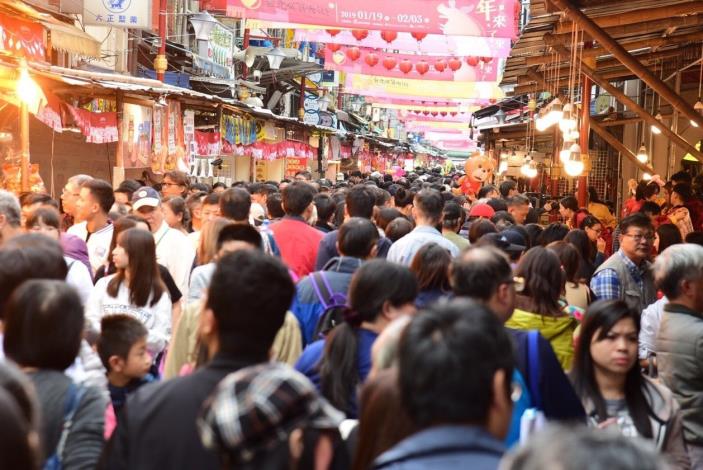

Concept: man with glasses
[[591, 213, 657, 313], [60, 174, 92, 229]]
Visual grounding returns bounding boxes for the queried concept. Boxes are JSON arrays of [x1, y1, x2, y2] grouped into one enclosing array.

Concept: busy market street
[[0, 0, 702, 469]]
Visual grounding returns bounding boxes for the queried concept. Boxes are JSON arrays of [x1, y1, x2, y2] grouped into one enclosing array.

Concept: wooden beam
[[550, 15, 703, 42], [590, 119, 654, 173], [525, 44, 697, 67], [554, 2, 703, 34]]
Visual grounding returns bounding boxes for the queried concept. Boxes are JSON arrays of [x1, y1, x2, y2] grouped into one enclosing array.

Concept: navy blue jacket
[[315, 229, 391, 271]]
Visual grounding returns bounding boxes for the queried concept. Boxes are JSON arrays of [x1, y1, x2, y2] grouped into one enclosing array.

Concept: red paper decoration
[[431, 112, 438, 116], [352, 29, 369, 41], [481, 57, 493, 64], [399, 59, 413, 74], [434, 59, 447, 72], [326, 29, 341, 36], [448, 58, 462, 71], [422, 111, 430, 116], [465, 56, 480, 67], [381, 30, 398, 43], [415, 61, 429, 75], [450, 112, 458, 116], [346, 47, 361, 61], [411, 32, 428, 42], [364, 52, 379, 67], [327, 43, 341, 52], [440, 111, 447, 116], [382, 57, 397, 70]]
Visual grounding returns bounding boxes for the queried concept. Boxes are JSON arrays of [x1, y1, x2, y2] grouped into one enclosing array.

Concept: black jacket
[[102, 354, 260, 470]]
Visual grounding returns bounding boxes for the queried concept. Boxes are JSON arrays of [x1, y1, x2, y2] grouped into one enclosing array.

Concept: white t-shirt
[[67, 221, 114, 275], [86, 274, 172, 354], [154, 221, 196, 300], [65, 256, 93, 305]]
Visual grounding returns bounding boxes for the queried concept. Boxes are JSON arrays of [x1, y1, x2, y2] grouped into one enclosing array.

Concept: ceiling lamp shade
[[190, 11, 217, 41], [266, 47, 287, 70], [636, 143, 649, 164], [651, 112, 663, 135], [564, 147, 584, 177], [695, 98, 703, 115]]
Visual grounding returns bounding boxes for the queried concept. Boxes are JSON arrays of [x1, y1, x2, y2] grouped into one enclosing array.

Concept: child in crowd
[[97, 315, 155, 438]]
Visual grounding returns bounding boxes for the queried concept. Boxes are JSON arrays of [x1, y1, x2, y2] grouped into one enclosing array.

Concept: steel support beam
[[590, 119, 654, 174]]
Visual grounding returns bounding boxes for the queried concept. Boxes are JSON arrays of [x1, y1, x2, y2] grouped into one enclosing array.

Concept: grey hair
[[500, 424, 668, 470], [0, 190, 20, 227], [652, 244, 703, 299], [68, 174, 93, 188]]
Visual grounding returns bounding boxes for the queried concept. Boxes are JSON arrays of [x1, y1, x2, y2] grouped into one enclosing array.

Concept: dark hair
[[524, 223, 543, 249], [206, 250, 295, 359], [515, 246, 564, 316], [116, 179, 142, 199], [491, 210, 515, 227], [220, 188, 251, 221], [216, 224, 262, 251], [399, 298, 513, 427], [4, 280, 83, 370], [442, 202, 465, 230], [469, 218, 497, 243], [25, 206, 60, 231], [19, 192, 53, 208], [266, 193, 285, 219], [548, 241, 582, 284], [0, 387, 38, 470], [506, 194, 529, 208], [410, 243, 451, 292], [314, 194, 337, 224], [477, 184, 498, 199], [486, 198, 508, 213], [375, 208, 404, 232], [0, 361, 37, 430], [499, 180, 517, 198], [672, 183, 693, 203], [571, 300, 653, 438], [537, 223, 569, 246], [619, 213, 653, 234], [0, 234, 67, 318], [346, 185, 376, 219], [189, 183, 210, 193], [97, 314, 148, 372], [450, 246, 512, 301], [212, 182, 227, 191], [414, 189, 444, 223], [163, 196, 191, 230], [565, 229, 596, 264], [202, 192, 221, 208], [639, 201, 662, 216], [588, 186, 603, 204], [352, 369, 415, 470], [671, 170, 692, 185], [385, 217, 414, 243], [282, 182, 315, 216], [164, 170, 189, 189], [656, 224, 682, 254], [560, 196, 579, 212], [685, 231, 703, 246], [107, 229, 165, 307], [82, 179, 115, 214], [319, 260, 417, 413], [579, 215, 602, 230], [338, 218, 379, 259], [393, 187, 415, 208], [636, 182, 660, 201]]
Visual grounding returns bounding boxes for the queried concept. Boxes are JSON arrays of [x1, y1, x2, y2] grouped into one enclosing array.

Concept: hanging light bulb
[[559, 141, 572, 164], [695, 98, 703, 115], [643, 172, 652, 181], [535, 111, 548, 132], [559, 103, 576, 134], [651, 112, 663, 135], [564, 149, 584, 177], [691, 119, 700, 128], [636, 143, 649, 164], [568, 129, 580, 141], [546, 97, 563, 127]]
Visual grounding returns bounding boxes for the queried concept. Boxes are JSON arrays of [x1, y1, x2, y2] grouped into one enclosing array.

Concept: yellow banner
[[347, 74, 504, 100]]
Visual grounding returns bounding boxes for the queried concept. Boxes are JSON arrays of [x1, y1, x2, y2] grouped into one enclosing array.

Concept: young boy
[[97, 315, 155, 437]]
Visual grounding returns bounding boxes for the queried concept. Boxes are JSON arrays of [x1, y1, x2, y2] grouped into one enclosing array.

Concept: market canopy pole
[[590, 118, 654, 174], [548, 0, 703, 129]]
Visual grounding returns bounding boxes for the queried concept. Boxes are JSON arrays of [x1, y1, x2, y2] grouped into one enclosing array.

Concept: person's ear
[[335, 240, 341, 254], [488, 368, 512, 440], [198, 305, 217, 340], [368, 243, 379, 259], [108, 355, 125, 374]]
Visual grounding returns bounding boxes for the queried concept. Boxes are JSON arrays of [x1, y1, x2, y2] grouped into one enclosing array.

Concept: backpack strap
[[527, 330, 542, 410], [55, 383, 87, 462], [310, 272, 334, 309]]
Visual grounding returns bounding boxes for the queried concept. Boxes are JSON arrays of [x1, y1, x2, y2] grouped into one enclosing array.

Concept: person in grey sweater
[[3, 280, 106, 470]]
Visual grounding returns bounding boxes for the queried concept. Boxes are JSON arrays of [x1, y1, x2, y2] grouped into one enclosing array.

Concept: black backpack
[[310, 272, 349, 340]]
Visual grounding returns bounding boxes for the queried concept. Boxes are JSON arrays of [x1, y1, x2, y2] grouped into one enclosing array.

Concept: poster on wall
[[122, 103, 152, 168], [285, 157, 308, 178], [84, 0, 153, 29], [183, 110, 195, 169], [166, 100, 184, 171]]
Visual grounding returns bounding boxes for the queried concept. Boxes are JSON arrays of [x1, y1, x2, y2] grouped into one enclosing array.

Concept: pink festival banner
[[324, 46, 498, 82], [228, 0, 517, 38], [294, 29, 512, 57]]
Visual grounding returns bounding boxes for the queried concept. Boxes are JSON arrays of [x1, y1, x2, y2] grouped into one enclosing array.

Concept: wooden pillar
[[577, 47, 592, 208], [20, 102, 29, 192]]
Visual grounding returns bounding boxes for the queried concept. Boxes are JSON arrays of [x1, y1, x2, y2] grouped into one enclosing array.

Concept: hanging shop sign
[[84, 0, 153, 29], [228, 0, 516, 37], [324, 47, 497, 82], [66, 105, 119, 144], [0, 17, 46, 62], [208, 24, 235, 78], [183, 110, 196, 167], [122, 103, 152, 168], [195, 130, 221, 156], [345, 73, 504, 100], [285, 157, 309, 178], [152, 102, 184, 174]]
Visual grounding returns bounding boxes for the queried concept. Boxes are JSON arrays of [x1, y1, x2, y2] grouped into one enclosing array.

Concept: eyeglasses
[[622, 233, 655, 242], [587, 226, 603, 234], [162, 182, 183, 188]]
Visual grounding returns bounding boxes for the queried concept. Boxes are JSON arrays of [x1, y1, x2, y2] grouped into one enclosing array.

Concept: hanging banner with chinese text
[[228, 0, 517, 38], [84, 0, 153, 29], [345, 73, 504, 100]]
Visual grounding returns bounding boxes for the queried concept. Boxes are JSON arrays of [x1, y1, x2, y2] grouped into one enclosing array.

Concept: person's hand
[[543, 202, 553, 212], [597, 418, 618, 430], [597, 237, 606, 253]]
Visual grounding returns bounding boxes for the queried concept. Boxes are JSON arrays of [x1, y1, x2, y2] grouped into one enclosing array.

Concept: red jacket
[[270, 216, 324, 280], [685, 198, 703, 231]]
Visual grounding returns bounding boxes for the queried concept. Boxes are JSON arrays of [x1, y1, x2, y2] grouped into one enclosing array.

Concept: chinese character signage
[[227, 0, 516, 38], [84, 0, 153, 29], [345, 73, 504, 100]]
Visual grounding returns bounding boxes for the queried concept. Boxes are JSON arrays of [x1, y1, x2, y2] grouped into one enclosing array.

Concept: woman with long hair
[[409, 243, 452, 309], [565, 229, 598, 281], [505, 246, 579, 370], [571, 300, 689, 468], [655, 224, 683, 256], [559, 196, 589, 230], [86, 228, 171, 357], [579, 216, 607, 265], [548, 241, 591, 310], [295, 260, 417, 418], [587, 186, 617, 230], [162, 196, 191, 235], [197, 217, 232, 266]]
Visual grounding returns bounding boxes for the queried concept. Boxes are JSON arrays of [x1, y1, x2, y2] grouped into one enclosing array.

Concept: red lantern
[[399, 59, 413, 74], [434, 59, 447, 72], [481, 56, 493, 64], [422, 111, 430, 116], [352, 29, 369, 41], [382, 57, 397, 70], [440, 111, 447, 116], [448, 58, 462, 71], [465, 56, 480, 67], [411, 32, 428, 42], [346, 47, 361, 61], [381, 30, 398, 43], [450, 112, 457, 116], [327, 43, 341, 52], [431, 111, 438, 117], [415, 60, 429, 75], [326, 29, 341, 36], [365, 53, 379, 67]]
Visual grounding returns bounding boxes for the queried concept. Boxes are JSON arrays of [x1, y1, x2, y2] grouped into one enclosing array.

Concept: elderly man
[[654, 243, 703, 468], [590, 213, 657, 313]]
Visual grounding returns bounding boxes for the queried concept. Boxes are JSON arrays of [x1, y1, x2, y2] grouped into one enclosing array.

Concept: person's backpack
[[44, 382, 87, 470], [505, 330, 546, 447], [310, 272, 348, 340]]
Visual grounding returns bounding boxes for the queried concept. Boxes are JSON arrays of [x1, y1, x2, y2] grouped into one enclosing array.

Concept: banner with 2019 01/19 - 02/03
[[227, 0, 517, 38]]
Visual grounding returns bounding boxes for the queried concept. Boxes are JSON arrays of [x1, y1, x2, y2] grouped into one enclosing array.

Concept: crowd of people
[[0, 167, 701, 469]]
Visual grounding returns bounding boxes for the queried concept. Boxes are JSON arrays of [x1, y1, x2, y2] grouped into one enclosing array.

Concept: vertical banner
[[183, 109, 196, 169], [122, 104, 152, 168], [166, 100, 184, 171]]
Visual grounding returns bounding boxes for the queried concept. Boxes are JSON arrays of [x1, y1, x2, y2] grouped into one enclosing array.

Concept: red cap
[[469, 203, 495, 218]]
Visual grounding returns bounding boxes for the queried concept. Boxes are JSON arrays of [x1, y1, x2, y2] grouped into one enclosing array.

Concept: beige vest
[[593, 252, 656, 314]]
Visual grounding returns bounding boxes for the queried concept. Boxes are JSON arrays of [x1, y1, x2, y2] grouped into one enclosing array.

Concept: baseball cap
[[469, 203, 495, 218], [131, 186, 161, 211], [479, 232, 526, 254], [501, 228, 527, 249]]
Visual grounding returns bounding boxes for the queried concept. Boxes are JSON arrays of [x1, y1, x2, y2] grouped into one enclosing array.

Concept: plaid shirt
[[590, 250, 645, 301]]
